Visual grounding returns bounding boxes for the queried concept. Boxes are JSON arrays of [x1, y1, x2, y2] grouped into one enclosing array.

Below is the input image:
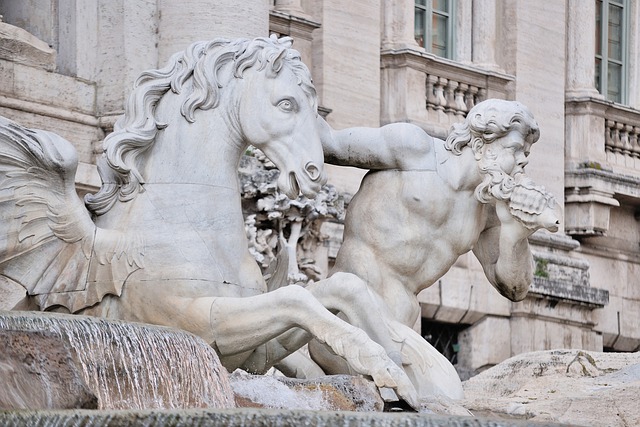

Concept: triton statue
[[310, 99, 561, 398]]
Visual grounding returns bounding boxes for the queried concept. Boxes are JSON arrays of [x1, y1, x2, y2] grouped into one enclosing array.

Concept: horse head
[[232, 37, 327, 199], [86, 36, 327, 215]]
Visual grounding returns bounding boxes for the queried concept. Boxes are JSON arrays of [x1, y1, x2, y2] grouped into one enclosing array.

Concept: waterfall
[[0, 311, 234, 410]]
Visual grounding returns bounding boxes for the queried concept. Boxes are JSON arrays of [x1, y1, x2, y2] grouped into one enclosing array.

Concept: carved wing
[[0, 117, 143, 312]]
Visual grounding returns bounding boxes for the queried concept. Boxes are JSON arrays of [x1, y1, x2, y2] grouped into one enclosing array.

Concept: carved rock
[[231, 371, 383, 412], [0, 22, 56, 70], [462, 349, 640, 426], [0, 328, 97, 410], [0, 311, 235, 410]]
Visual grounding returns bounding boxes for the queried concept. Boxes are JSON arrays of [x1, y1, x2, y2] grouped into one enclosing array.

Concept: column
[[381, 0, 419, 50], [471, 0, 499, 70], [157, 0, 269, 64], [565, 0, 601, 98], [273, 0, 311, 20], [455, 0, 473, 63]]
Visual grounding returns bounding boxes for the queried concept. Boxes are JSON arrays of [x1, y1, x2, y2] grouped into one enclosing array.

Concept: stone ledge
[[269, 10, 321, 40], [0, 408, 573, 426], [567, 166, 640, 199], [380, 47, 515, 84], [529, 277, 609, 308], [529, 231, 580, 251], [0, 22, 55, 71], [0, 59, 96, 115]]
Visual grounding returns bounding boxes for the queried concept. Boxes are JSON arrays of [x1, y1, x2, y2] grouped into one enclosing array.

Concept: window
[[595, 0, 628, 104], [414, 0, 454, 59], [421, 319, 468, 365]]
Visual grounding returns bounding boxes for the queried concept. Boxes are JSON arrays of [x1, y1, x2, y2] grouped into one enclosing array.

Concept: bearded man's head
[[444, 99, 540, 203]]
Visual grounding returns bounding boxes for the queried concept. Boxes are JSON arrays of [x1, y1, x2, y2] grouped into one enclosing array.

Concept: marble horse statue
[[0, 37, 420, 407]]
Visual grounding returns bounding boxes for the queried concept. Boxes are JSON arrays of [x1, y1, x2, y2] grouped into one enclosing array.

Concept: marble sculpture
[[0, 36, 420, 407], [0, 35, 560, 408], [310, 100, 562, 398]]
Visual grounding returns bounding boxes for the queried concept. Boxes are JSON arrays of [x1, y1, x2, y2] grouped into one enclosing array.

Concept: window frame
[[414, 0, 456, 59], [595, 0, 629, 104]]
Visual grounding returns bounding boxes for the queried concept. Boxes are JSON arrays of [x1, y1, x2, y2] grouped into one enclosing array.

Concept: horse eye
[[277, 99, 295, 112]]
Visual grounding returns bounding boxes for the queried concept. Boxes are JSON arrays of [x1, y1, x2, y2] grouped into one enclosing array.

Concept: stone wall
[[0, 0, 638, 373]]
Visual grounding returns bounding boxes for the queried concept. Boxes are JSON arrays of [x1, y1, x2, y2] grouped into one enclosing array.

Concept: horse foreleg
[[306, 273, 464, 400], [205, 285, 418, 408], [96, 282, 418, 406]]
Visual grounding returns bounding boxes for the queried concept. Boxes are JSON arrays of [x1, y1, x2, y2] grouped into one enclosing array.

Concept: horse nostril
[[305, 162, 321, 181]]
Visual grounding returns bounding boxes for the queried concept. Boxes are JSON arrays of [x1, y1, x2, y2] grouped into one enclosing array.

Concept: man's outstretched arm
[[318, 116, 436, 171]]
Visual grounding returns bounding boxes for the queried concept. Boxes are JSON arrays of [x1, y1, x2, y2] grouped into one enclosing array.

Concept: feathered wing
[[0, 117, 144, 313]]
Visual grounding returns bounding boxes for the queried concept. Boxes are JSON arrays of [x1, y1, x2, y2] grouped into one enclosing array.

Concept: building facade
[[0, 0, 638, 375]]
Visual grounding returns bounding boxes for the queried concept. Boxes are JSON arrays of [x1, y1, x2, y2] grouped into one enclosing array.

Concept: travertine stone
[[1, 60, 96, 115], [1, 0, 640, 404], [0, 2, 57, 54], [0, 328, 97, 410], [565, 0, 601, 98], [231, 371, 383, 412], [0, 311, 235, 410], [0, 408, 572, 427], [381, 0, 419, 50], [315, 99, 561, 401], [313, 0, 383, 195], [157, 0, 269, 64], [507, 0, 566, 216], [471, 0, 498, 70], [457, 316, 512, 373], [454, 0, 473, 63], [0, 22, 55, 71], [463, 349, 640, 426]]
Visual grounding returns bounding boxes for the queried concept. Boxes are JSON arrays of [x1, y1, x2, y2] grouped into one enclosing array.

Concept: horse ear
[[270, 49, 288, 74]]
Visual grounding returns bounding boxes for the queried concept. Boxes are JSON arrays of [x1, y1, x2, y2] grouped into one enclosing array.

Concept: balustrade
[[380, 48, 513, 136], [605, 118, 640, 170], [425, 76, 486, 119]]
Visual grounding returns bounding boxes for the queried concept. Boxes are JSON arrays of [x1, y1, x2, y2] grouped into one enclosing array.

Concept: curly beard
[[474, 156, 517, 204]]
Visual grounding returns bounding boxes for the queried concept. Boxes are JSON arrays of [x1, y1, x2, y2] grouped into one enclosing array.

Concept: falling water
[[0, 311, 235, 410]]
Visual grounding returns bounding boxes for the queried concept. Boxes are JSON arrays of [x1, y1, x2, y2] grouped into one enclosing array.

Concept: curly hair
[[444, 99, 540, 158], [444, 99, 540, 203]]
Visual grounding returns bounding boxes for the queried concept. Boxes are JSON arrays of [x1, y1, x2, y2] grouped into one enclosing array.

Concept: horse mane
[[85, 36, 317, 216]]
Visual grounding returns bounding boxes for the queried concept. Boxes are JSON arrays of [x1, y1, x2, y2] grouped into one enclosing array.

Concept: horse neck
[[141, 99, 246, 190], [98, 105, 248, 230]]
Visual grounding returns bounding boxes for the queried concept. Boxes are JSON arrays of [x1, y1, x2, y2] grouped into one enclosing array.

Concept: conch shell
[[508, 176, 561, 232]]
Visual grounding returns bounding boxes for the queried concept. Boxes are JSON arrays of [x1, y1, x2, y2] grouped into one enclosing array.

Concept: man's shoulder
[[388, 123, 438, 171]]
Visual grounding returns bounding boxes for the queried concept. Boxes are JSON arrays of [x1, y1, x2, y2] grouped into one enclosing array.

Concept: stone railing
[[426, 76, 487, 120], [566, 97, 640, 177], [380, 48, 514, 137], [605, 113, 640, 171]]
